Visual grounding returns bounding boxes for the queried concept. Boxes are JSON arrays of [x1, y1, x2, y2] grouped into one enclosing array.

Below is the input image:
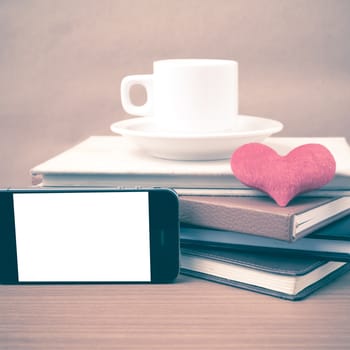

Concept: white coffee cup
[[120, 59, 238, 134]]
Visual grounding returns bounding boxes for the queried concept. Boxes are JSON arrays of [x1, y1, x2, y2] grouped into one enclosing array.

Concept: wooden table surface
[[1, 273, 350, 350]]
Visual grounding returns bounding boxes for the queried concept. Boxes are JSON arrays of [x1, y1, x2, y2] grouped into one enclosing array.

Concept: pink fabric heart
[[230, 143, 336, 206]]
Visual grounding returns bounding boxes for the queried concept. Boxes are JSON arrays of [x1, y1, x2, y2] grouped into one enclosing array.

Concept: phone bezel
[[0, 187, 179, 284]]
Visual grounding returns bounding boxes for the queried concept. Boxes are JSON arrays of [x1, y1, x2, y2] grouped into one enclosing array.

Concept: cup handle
[[120, 74, 153, 116]]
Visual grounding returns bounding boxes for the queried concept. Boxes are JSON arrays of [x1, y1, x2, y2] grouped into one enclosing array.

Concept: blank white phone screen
[[13, 192, 151, 282]]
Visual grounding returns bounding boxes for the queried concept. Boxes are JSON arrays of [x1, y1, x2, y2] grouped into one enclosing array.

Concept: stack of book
[[179, 196, 350, 300], [31, 136, 350, 300]]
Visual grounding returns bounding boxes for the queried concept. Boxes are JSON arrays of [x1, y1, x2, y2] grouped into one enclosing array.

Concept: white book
[[31, 136, 350, 195]]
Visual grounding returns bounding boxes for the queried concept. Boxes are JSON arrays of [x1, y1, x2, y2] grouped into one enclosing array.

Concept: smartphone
[[0, 187, 179, 284]]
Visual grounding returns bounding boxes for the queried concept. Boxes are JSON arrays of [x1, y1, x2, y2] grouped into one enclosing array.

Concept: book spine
[[179, 199, 293, 241]]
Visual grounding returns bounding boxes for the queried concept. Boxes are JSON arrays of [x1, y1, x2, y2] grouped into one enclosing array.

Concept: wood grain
[[1, 274, 350, 350]]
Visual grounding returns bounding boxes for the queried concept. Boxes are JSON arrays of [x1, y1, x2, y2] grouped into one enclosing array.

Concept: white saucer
[[110, 115, 283, 160]]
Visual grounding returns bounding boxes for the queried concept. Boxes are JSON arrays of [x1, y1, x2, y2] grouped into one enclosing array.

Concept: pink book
[[179, 195, 350, 242]]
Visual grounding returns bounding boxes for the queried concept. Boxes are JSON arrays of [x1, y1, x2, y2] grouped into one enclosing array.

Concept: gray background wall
[[1, 0, 349, 186]]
